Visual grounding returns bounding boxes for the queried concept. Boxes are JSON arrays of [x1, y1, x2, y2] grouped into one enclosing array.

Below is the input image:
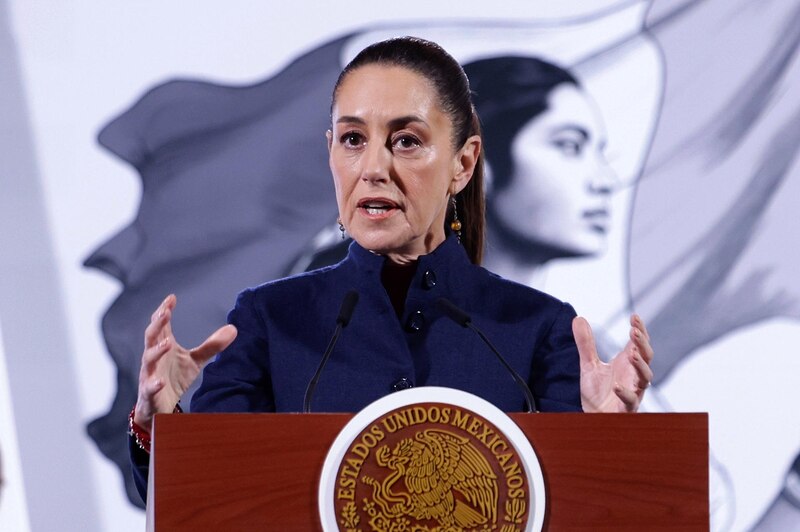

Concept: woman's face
[[490, 83, 615, 257], [328, 64, 479, 263]]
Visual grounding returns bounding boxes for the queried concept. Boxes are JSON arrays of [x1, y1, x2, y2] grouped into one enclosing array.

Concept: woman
[[296, 57, 614, 289], [129, 37, 653, 499], [464, 56, 616, 283], [295, 55, 616, 339]]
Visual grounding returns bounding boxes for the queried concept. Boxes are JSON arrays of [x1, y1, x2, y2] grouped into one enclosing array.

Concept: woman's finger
[[146, 295, 177, 344], [137, 377, 165, 413], [145, 377, 165, 398], [631, 314, 651, 342], [190, 325, 238, 365], [144, 308, 172, 348], [148, 294, 176, 324], [134, 378, 167, 429], [629, 350, 654, 390], [142, 338, 172, 376], [613, 383, 639, 412], [630, 324, 654, 364], [572, 317, 600, 371], [150, 297, 165, 323]]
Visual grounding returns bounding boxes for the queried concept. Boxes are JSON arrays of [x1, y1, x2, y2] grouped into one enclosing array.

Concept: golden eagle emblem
[[361, 428, 499, 529]]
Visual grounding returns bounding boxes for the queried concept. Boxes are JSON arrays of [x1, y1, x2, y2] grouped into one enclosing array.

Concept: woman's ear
[[451, 135, 482, 194], [326, 130, 333, 153]]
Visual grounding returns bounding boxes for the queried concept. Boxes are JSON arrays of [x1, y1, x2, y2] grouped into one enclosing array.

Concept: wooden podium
[[147, 412, 708, 530]]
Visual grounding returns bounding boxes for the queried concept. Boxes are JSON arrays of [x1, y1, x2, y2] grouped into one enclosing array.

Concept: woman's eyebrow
[[336, 115, 366, 125], [387, 115, 427, 129], [334, 115, 427, 128]]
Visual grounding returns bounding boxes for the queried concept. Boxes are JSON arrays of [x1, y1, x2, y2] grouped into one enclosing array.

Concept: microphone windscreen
[[336, 290, 360, 327], [436, 298, 471, 327]]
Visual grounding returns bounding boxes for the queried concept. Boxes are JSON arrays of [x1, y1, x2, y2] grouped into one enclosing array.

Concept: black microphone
[[303, 291, 359, 413], [436, 298, 537, 413]]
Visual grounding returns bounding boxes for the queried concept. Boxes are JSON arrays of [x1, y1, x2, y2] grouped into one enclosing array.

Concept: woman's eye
[[552, 139, 583, 157], [393, 135, 421, 150], [340, 132, 363, 147]]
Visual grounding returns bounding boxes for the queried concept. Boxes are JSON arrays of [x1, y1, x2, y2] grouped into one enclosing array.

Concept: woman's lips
[[357, 198, 399, 219], [583, 208, 609, 233]]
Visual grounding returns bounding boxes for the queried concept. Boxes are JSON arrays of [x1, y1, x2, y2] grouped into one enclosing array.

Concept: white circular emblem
[[319, 386, 546, 531]]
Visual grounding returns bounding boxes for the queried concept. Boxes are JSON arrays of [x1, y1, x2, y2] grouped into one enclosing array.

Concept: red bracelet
[[128, 408, 151, 453], [128, 403, 184, 454]]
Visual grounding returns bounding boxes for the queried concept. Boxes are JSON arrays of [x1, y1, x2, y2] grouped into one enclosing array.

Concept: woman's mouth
[[358, 199, 399, 217], [582, 208, 609, 233]]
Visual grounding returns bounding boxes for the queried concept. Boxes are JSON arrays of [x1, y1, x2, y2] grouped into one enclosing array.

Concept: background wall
[[1, 1, 798, 531]]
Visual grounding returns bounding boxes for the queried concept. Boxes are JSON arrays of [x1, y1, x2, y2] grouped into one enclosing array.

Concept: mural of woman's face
[[490, 83, 615, 257]]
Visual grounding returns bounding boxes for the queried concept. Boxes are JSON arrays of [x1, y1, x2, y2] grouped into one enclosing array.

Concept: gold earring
[[450, 197, 462, 242], [337, 217, 345, 240]]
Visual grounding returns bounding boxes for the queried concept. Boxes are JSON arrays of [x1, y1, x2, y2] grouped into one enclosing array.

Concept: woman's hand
[[133, 294, 237, 430], [573, 314, 653, 413]]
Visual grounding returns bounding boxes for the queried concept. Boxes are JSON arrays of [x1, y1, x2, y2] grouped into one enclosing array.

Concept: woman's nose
[[589, 155, 618, 194], [360, 141, 392, 184]]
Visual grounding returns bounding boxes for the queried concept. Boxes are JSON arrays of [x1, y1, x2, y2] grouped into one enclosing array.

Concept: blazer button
[[405, 310, 425, 332], [422, 269, 437, 289], [392, 378, 414, 392]]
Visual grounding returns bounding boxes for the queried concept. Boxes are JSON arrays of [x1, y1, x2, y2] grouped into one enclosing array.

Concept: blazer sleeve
[[191, 288, 275, 413], [129, 435, 150, 504], [530, 302, 583, 412]]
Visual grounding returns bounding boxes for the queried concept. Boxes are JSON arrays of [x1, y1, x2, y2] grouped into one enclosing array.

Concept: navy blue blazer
[[131, 235, 581, 499]]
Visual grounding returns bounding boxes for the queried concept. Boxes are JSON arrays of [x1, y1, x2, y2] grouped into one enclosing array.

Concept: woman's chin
[[351, 230, 440, 260], [542, 236, 606, 259], [350, 230, 406, 255]]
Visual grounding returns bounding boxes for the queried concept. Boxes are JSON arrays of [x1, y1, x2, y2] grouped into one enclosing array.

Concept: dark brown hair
[[464, 56, 578, 191], [332, 36, 485, 264]]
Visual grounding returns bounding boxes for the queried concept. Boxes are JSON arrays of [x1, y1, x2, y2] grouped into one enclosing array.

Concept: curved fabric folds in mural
[[85, 36, 347, 504], [83, 1, 800, 530]]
